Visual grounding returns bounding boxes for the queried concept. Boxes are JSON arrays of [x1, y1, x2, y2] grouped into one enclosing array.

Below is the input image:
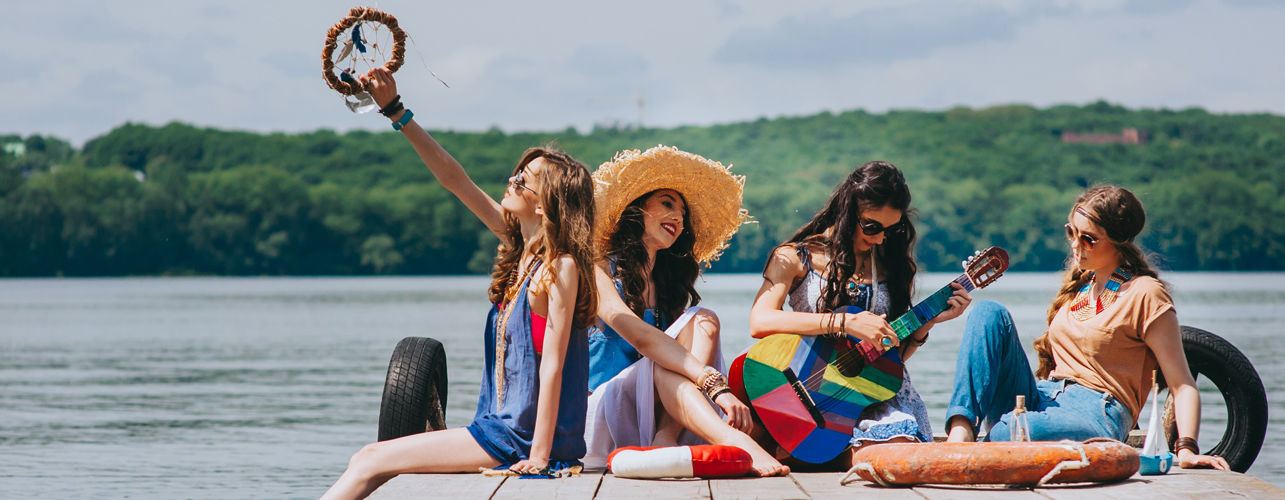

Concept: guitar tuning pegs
[[961, 259, 968, 269]]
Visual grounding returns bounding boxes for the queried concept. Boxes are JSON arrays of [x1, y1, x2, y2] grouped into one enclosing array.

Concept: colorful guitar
[[730, 247, 1009, 464]]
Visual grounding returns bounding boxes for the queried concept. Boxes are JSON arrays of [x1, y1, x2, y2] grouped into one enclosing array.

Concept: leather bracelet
[[379, 95, 403, 116], [910, 331, 929, 346], [380, 101, 404, 118], [1174, 437, 1199, 455]]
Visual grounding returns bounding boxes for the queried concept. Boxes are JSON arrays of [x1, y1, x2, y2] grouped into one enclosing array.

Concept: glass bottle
[[1011, 395, 1032, 442]]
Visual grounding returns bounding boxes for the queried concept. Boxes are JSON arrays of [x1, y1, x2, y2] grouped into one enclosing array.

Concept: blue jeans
[[946, 301, 1133, 441]]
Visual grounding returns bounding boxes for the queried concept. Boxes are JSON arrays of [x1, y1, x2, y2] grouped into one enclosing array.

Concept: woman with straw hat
[[582, 145, 788, 477]]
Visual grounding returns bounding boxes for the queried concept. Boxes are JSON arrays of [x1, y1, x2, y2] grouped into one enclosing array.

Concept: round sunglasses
[[508, 174, 538, 196], [1064, 223, 1100, 248]]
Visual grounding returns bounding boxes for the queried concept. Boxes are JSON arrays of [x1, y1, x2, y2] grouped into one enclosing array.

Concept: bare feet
[[723, 433, 789, 476]]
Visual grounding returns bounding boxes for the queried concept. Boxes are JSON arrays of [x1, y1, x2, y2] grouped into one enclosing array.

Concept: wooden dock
[[368, 467, 1284, 499]]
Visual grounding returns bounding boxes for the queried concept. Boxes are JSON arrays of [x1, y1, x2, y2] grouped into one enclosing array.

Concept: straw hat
[[592, 145, 750, 265]]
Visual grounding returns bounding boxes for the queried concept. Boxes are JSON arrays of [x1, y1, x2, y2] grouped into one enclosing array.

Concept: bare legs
[[651, 309, 789, 477], [320, 428, 499, 500]]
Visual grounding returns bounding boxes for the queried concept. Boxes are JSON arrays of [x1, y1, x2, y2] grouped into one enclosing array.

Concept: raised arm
[[1145, 309, 1230, 470], [362, 68, 507, 237], [748, 245, 897, 347]]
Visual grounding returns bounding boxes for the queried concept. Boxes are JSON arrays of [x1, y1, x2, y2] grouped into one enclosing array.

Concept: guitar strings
[[792, 276, 971, 403]]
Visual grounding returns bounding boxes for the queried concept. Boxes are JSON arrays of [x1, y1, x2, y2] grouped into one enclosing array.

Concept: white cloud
[[1, 0, 1282, 146]]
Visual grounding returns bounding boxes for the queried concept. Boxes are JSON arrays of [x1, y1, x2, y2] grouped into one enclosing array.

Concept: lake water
[[2, 273, 1281, 498]]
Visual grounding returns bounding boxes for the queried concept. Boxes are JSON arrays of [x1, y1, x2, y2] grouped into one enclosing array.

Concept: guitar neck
[[889, 274, 975, 340]]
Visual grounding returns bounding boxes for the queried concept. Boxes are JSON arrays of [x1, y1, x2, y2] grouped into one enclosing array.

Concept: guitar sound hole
[[834, 342, 867, 377]]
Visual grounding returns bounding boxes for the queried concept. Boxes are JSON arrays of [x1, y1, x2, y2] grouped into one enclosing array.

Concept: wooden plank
[[367, 473, 505, 500], [1038, 468, 1285, 500], [597, 474, 711, 499], [490, 470, 604, 500], [710, 476, 807, 500], [790, 472, 923, 499], [911, 485, 1047, 499]]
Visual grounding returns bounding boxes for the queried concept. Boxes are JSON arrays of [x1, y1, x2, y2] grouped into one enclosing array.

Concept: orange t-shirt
[[1046, 276, 1175, 423]]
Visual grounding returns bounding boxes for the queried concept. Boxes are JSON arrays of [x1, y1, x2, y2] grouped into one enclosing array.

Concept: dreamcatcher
[[322, 7, 446, 113]]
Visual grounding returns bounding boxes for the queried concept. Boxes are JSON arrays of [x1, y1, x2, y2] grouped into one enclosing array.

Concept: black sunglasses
[[1064, 223, 1099, 248], [859, 217, 906, 236]]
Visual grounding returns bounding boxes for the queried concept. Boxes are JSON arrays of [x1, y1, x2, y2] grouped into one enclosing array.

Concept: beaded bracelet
[[1174, 437, 1199, 455]]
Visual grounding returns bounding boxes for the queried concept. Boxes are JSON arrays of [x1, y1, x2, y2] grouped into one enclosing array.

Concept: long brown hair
[[605, 190, 701, 323], [487, 147, 599, 327], [1033, 185, 1163, 377], [785, 161, 916, 316]]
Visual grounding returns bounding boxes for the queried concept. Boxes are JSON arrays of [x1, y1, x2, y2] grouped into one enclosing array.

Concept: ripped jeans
[[945, 301, 1133, 442]]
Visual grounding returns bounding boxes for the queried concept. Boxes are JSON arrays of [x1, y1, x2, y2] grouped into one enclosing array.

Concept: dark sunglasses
[[1064, 223, 1099, 248], [508, 173, 538, 196], [859, 217, 906, 237]]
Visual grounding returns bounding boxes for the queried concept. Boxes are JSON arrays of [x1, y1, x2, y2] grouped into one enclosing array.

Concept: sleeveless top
[[788, 245, 890, 315], [784, 244, 933, 444], [467, 260, 590, 463], [587, 258, 669, 391]]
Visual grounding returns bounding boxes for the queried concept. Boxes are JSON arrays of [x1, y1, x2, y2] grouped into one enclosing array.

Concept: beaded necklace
[[1068, 268, 1131, 321], [494, 256, 539, 406]]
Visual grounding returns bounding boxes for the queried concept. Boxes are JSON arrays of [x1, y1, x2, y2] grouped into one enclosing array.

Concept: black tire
[[1157, 326, 1267, 472], [378, 337, 449, 441]]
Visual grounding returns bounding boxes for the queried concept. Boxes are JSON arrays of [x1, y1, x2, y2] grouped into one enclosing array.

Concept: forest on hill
[[2, 100, 1283, 277]]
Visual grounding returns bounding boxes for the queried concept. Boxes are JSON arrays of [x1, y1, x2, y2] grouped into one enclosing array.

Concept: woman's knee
[[964, 300, 1016, 339], [348, 441, 396, 476], [677, 307, 721, 346]]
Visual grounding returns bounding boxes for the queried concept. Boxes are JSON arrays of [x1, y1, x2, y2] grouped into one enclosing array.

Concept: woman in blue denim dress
[[322, 69, 600, 500], [944, 185, 1228, 471], [749, 161, 971, 468]]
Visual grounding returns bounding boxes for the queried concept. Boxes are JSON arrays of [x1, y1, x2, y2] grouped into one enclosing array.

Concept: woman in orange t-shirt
[[943, 185, 1227, 470]]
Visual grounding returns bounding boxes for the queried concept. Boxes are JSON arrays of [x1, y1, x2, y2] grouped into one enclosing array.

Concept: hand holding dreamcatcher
[[321, 7, 445, 113]]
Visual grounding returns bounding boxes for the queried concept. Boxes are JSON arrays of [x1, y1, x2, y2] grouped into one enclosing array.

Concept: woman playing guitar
[[748, 161, 971, 468]]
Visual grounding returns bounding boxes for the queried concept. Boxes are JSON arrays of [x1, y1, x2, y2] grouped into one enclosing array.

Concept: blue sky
[[3, 0, 1284, 145]]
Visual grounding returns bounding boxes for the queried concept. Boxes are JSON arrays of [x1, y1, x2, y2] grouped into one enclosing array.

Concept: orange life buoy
[[842, 439, 1139, 487]]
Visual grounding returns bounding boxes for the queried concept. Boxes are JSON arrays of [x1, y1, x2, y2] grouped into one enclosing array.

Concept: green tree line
[[2, 101, 1283, 276]]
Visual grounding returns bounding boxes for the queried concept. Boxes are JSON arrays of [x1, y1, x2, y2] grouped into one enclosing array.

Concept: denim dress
[[466, 261, 591, 465]]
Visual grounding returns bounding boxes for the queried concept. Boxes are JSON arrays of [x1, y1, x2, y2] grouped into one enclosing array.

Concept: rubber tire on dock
[[378, 337, 448, 442], [1158, 326, 1267, 473]]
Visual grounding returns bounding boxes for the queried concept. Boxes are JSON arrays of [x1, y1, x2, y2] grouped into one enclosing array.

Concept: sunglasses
[[1064, 223, 1099, 248], [508, 173, 538, 196], [859, 217, 906, 237]]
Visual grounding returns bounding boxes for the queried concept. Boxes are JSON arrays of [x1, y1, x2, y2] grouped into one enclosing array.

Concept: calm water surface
[[2, 273, 1281, 498]]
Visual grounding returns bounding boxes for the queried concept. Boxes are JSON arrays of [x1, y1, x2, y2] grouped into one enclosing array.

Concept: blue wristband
[[392, 109, 414, 131]]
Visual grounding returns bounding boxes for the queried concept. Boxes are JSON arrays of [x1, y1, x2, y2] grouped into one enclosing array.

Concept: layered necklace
[[843, 247, 877, 311], [1068, 268, 1131, 321], [494, 256, 539, 406]]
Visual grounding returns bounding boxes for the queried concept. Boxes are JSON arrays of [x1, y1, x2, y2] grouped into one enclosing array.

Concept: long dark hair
[[1034, 185, 1163, 377], [785, 161, 916, 316], [605, 190, 700, 323], [487, 146, 599, 327]]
